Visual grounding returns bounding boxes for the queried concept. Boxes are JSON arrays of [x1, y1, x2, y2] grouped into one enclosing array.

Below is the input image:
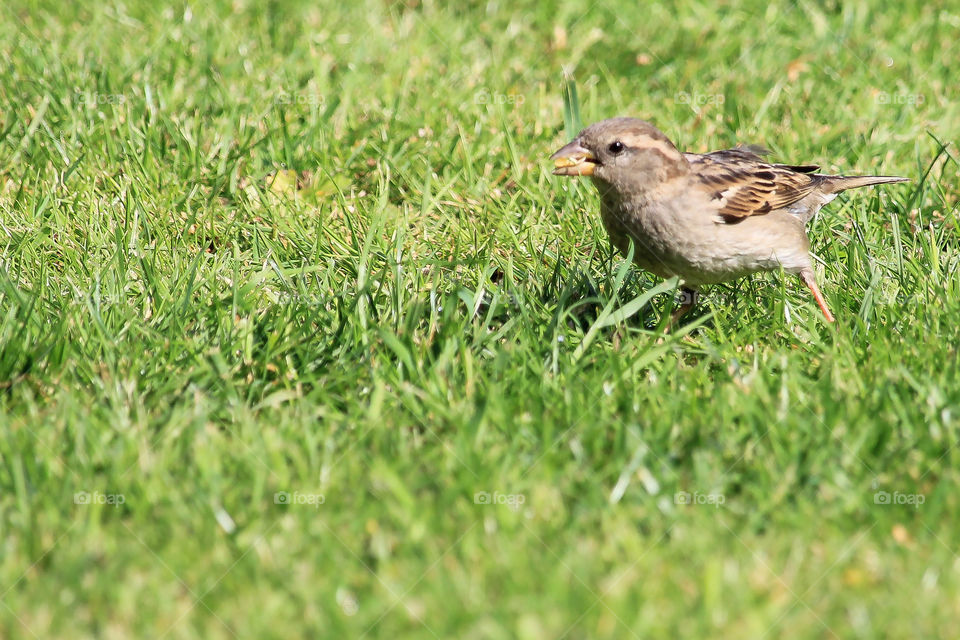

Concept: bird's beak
[[551, 141, 597, 176]]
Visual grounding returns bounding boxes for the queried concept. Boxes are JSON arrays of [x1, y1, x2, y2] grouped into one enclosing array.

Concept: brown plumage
[[685, 147, 906, 223], [551, 117, 909, 324]]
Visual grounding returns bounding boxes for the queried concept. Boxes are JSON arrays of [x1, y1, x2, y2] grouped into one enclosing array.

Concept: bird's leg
[[665, 286, 698, 331], [799, 269, 835, 323]]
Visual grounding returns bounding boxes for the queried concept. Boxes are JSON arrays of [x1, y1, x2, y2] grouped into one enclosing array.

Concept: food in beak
[[551, 140, 597, 176]]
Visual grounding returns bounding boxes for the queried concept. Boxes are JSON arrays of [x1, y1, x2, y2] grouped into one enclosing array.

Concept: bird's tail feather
[[822, 175, 909, 194]]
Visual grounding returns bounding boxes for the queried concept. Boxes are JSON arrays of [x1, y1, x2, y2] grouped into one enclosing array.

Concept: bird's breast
[[598, 192, 811, 283]]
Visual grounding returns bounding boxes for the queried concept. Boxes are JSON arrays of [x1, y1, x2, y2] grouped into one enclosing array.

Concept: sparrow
[[551, 117, 908, 324]]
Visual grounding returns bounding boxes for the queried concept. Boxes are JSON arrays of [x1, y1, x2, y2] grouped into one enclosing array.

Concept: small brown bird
[[551, 117, 908, 324]]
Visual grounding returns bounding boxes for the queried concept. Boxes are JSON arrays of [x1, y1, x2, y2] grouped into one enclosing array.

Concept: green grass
[[2, 0, 959, 638]]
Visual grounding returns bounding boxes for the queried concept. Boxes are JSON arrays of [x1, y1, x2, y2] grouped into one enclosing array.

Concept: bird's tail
[[822, 175, 909, 194]]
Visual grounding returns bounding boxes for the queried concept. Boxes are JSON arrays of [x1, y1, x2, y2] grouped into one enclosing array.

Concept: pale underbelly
[[601, 210, 810, 285]]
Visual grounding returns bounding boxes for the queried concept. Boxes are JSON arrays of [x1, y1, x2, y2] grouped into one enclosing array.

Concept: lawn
[[2, 0, 959, 638]]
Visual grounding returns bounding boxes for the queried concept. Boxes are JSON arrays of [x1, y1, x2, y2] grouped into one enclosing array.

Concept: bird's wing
[[685, 149, 824, 220]]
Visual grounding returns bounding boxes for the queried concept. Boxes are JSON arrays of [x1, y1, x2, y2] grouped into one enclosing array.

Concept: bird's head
[[551, 117, 688, 195]]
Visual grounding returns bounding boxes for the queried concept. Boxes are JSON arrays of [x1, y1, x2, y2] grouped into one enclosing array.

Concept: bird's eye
[[608, 141, 625, 154]]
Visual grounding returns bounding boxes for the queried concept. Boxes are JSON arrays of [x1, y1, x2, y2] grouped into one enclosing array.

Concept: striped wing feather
[[684, 148, 823, 220]]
